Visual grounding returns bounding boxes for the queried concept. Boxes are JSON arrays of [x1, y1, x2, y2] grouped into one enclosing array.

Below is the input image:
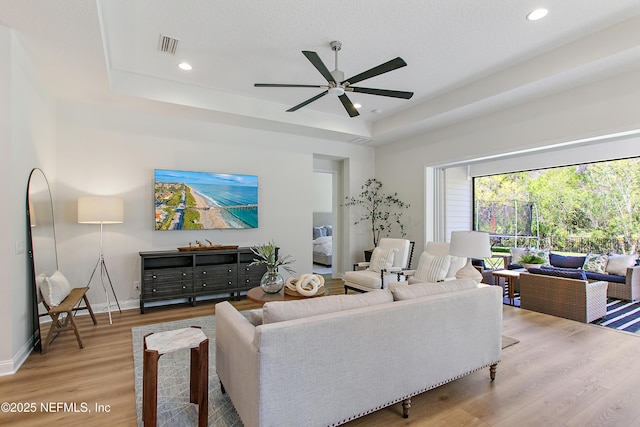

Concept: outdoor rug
[[591, 298, 640, 333], [132, 315, 518, 426]]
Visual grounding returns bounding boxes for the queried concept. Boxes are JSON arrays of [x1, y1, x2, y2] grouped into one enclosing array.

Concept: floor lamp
[[78, 196, 123, 324]]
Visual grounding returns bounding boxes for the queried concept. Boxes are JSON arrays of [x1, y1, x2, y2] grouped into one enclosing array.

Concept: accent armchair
[[343, 238, 415, 293]]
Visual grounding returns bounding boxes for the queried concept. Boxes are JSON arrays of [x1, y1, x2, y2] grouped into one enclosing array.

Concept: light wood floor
[[3, 279, 640, 426]]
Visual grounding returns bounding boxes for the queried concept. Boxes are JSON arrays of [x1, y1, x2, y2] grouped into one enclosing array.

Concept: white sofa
[[215, 281, 503, 426]]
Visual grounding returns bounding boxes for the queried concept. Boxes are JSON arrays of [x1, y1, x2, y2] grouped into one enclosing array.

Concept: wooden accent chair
[[41, 286, 97, 353]]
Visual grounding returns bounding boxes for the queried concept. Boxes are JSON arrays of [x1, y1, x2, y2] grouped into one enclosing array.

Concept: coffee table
[[246, 286, 329, 305], [492, 269, 526, 306]]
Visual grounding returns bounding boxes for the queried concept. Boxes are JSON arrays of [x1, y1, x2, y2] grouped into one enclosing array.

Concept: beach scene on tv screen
[[155, 169, 258, 230]]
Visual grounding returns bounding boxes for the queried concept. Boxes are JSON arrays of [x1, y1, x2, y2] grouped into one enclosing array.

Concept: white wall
[[1, 27, 56, 375], [53, 101, 374, 314], [376, 68, 640, 255]]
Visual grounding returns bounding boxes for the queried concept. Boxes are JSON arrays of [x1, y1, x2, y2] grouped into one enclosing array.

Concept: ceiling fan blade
[[344, 57, 407, 85], [338, 94, 360, 117], [255, 83, 325, 88], [302, 51, 336, 83], [286, 91, 328, 112], [349, 87, 414, 99]]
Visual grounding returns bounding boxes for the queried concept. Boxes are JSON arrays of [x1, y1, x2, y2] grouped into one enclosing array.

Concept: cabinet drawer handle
[[228, 269, 232, 273], [202, 271, 207, 275], [246, 279, 250, 283], [202, 283, 207, 287], [245, 267, 250, 271], [182, 285, 186, 289], [182, 272, 187, 276], [153, 289, 157, 292], [152, 275, 157, 279], [228, 281, 232, 285]]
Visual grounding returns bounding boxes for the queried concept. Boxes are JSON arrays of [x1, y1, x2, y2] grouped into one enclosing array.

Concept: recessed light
[[178, 62, 192, 71], [526, 8, 548, 21], [353, 103, 362, 109]]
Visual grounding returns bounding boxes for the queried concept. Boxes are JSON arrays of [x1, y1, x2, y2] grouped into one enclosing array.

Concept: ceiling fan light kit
[[254, 40, 413, 117]]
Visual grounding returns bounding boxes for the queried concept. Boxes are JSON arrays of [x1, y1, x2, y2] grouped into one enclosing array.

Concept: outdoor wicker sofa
[[519, 273, 608, 323]]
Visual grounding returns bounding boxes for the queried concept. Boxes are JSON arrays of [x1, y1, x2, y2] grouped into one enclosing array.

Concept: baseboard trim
[[0, 336, 34, 377]]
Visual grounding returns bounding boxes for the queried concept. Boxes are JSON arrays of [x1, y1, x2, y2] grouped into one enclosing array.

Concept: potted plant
[[520, 253, 546, 270], [250, 241, 296, 294], [343, 178, 410, 259]]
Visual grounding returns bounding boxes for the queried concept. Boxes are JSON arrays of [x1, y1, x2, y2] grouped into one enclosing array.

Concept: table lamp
[[449, 230, 492, 283]]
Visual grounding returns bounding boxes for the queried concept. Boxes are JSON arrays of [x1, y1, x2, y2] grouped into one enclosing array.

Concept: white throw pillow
[[41, 271, 72, 307], [35, 272, 47, 304], [510, 247, 528, 265], [606, 254, 638, 276], [414, 252, 451, 282], [390, 279, 478, 301], [446, 255, 467, 278], [262, 290, 393, 324], [368, 247, 397, 273]]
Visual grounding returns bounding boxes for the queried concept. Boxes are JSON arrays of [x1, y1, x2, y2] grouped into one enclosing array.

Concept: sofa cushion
[[606, 254, 638, 276], [549, 253, 586, 269], [262, 289, 393, 324], [389, 279, 478, 301], [414, 252, 451, 282], [368, 247, 397, 273], [585, 271, 626, 284], [583, 253, 608, 274], [248, 308, 264, 326], [528, 266, 587, 280]]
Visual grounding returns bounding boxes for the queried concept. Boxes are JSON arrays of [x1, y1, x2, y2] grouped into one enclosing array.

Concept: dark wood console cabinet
[[139, 248, 266, 313]]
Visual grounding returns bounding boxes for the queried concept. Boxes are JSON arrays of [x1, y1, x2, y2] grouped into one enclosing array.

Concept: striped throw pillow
[[414, 253, 452, 282]]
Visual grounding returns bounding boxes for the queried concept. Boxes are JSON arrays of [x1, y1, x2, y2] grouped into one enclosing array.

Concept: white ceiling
[[1, 0, 640, 145]]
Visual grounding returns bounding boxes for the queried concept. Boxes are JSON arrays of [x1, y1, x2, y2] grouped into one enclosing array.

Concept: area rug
[[501, 335, 519, 349], [132, 316, 518, 426], [131, 315, 242, 427], [591, 298, 640, 333]]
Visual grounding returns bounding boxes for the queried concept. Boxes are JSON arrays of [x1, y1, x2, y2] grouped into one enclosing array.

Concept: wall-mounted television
[[154, 169, 258, 230]]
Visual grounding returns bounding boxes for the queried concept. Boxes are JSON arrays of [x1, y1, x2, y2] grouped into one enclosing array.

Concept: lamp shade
[[78, 196, 124, 224], [449, 230, 492, 259]]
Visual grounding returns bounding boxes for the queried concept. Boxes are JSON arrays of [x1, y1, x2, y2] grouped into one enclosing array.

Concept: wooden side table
[[143, 326, 209, 427], [492, 269, 525, 305]]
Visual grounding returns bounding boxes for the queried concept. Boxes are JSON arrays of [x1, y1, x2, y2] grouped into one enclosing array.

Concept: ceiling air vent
[[158, 34, 179, 55]]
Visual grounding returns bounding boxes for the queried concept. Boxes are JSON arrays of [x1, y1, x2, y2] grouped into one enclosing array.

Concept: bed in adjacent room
[[313, 225, 332, 266]]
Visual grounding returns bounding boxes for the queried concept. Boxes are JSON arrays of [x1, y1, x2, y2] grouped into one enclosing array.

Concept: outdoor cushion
[[510, 247, 528, 265], [549, 253, 587, 269], [606, 254, 638, 276], [528, 266, 587, 280], [583, 253, 608, 274], [585, 271, 625, 284]]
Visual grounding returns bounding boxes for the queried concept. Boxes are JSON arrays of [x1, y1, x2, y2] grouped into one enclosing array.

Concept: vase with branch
[[344, 178, 410, 250], [250, 241, 296, 294]]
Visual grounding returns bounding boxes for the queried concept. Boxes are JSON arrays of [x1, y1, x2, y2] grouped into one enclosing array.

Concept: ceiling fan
[[254, 41, 413, 118]]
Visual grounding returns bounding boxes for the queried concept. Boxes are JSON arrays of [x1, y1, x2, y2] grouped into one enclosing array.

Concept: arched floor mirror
[[26, 168, 58, 353]]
